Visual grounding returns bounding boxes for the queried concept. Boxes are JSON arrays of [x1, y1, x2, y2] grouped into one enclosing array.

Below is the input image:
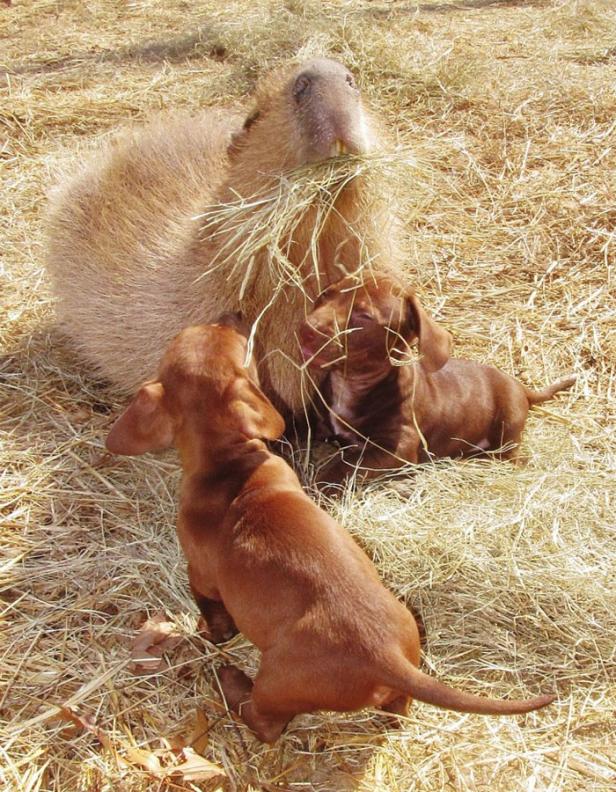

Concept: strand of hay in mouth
[[194, 150, 418, 363], [194, 150, 418, 290]]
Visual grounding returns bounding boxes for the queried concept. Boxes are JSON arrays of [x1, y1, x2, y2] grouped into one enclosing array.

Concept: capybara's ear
[[404, 293, 452, 373], [227, 109, 261, 157], [106, 382, 174, 455], [230, 377, 286, 441]]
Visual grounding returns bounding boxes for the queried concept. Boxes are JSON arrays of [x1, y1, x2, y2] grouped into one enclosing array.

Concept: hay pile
[[1, 1, 614, 790]]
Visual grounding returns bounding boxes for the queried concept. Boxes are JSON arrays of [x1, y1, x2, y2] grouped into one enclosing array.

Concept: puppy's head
[[106, 317, 285, 457], [298, 275, 452, 374]]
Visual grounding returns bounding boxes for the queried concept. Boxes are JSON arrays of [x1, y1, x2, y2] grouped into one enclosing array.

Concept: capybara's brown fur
[[46, 59, 403, 413]]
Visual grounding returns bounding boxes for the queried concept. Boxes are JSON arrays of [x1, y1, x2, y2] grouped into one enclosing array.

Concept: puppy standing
[[106, 319, 554, 743], [299, 275, 576, 483]]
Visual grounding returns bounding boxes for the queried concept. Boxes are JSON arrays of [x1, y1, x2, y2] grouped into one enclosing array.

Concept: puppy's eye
[[352, 311, 374, 323], [314, 287, 336, 307]]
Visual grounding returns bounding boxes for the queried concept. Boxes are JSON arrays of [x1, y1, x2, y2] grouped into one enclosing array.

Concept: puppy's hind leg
[[379, 692, 412, 728], [492, 415, 527, 464], [219, 664, 294, 744]]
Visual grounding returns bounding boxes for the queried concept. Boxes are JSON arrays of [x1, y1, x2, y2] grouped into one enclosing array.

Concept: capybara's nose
[[293, 59, 370, 161], [309, 105, 368, 160]]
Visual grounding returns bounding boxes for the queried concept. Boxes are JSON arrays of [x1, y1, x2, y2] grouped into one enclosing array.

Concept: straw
[[1, 1, 615, 790]]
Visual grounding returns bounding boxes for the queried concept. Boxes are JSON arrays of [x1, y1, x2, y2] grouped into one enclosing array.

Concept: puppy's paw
[[378, 694, 412, 730], [196, 613, 238, 645], [218, 665, 253, 713]]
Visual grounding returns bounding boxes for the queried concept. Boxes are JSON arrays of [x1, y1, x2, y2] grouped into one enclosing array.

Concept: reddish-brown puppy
[[106, 319, 554, 743], [299, 275, 576, 483]]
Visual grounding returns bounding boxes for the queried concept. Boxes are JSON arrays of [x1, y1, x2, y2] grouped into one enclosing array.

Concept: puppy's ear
[[106, 382, 174, 455], [216, 311, 251, 338], [229, 377, 286, 440], [404, 293, 452, 373]]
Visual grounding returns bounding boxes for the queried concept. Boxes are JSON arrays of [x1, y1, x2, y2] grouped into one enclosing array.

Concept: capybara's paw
[[218, 665, 253, 713], [197, 613, 238, 645]]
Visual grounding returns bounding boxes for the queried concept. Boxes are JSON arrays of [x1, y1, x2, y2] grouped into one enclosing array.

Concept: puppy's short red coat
[[299, 275, 575, 483], [107, 320, 554, 743]]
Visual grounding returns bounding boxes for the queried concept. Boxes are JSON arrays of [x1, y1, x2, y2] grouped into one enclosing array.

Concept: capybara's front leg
[[190, 584, 238, 644], [218, 665, 292, 744]]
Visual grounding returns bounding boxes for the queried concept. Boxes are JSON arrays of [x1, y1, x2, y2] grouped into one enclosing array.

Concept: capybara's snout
[[292, 59, 371, 161]]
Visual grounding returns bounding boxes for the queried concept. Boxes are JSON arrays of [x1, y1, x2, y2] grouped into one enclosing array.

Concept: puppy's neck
[[326, 359, 426, 444], [330, 359, 393, 393], [178, 431, 269, 481], [178, 433, 300, 532], [326, 363, 399, 439]]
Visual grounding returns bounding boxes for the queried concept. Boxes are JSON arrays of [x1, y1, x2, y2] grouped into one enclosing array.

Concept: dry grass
[[1, 0, 615, 790]]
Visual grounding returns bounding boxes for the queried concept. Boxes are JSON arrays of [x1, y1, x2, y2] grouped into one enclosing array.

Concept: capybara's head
[[298, 275, 452, 375], [230, 58, 375, 170], [106, 320, 285, 457]]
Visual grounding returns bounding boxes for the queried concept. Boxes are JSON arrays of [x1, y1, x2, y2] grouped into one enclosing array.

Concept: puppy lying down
[[299, 275, 575, 484], [106, 317, 554, 743]]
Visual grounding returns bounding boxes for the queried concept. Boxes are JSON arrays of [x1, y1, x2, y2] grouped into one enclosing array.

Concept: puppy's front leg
[[189, 577, 238, 644], [317, 440, 419, 491]]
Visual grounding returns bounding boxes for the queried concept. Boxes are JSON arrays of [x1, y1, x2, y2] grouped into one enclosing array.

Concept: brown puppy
[[299, 275, 576, 483], [106, 319, 554, 743]]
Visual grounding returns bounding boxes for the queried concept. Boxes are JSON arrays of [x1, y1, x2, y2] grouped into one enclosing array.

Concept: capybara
[[105, 319, 555, 744], [299, 274, 576, 483], [46, 58, 404, 414]]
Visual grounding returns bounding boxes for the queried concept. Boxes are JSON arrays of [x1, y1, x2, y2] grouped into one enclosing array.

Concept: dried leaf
[[124, 746, 162, 773], [68, 405, 91, 423], [165, 729, 188, 751], [53, 705, 110, 748], [188, 709, 210, 755], [165, 708, 210, 752], [89, 450, 114, 468], [166, 747, 226, 783], [130, 611, 182, 675]]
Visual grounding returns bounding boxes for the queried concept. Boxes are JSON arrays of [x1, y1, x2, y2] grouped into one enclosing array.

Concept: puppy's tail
[[391, 661, 554, 716], [525, 374, 576, 406]]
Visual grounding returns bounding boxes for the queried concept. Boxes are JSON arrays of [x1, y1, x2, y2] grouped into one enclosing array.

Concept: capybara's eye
[[293, 74, 312, 102]]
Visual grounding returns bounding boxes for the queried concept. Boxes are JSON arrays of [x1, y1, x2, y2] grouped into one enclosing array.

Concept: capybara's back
[[46, 110, 242, 392]]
